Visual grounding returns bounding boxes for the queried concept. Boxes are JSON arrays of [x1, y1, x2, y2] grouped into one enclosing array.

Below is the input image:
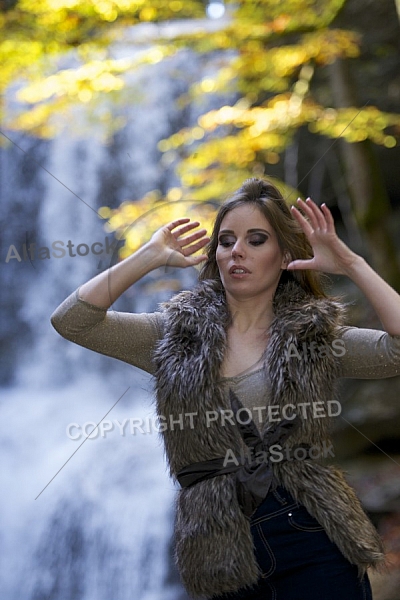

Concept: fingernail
[[305, 197, 311, 202]]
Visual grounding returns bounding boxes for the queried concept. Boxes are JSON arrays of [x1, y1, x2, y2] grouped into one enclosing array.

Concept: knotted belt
[[177, 389, 302, 518]]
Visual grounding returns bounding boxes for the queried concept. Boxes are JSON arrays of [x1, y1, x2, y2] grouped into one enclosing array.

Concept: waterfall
[[0, 18, 232, 600]]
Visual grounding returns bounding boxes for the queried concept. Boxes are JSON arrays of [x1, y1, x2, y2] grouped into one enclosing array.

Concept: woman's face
[[215, 204, 288, 299]]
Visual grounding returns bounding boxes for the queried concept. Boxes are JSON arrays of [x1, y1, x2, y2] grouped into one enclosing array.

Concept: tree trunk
[[395, 0, 400, 21], [329, 58, 400, 288]]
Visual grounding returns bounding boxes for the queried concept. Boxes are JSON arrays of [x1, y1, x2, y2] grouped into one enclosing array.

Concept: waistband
[[177, 389, 303, 519]]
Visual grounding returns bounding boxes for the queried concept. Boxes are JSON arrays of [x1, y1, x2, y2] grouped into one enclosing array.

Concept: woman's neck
[[226, 292, 275, 334]]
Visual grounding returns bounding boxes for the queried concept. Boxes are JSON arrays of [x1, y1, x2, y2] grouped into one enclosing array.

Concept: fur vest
[[152, 278, 385, 599]]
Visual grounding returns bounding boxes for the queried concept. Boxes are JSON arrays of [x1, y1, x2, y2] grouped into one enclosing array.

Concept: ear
[[281, 252, 291, 270]]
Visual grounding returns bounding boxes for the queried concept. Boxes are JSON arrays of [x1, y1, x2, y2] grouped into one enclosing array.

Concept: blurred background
[[1, 0, 400, 598]]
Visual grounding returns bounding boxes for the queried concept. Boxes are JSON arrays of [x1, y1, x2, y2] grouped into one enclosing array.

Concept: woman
[[51, 178, 400, 600]]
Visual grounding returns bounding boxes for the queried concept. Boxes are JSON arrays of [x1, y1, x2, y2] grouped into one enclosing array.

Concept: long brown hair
[[198, 177, 329, 298]]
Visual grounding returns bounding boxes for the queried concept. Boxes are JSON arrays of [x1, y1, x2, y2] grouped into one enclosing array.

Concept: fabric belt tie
[[177, 389, 302, 518]]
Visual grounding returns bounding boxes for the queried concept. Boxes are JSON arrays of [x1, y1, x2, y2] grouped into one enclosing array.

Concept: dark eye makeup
[[218, 234, 268, 247]]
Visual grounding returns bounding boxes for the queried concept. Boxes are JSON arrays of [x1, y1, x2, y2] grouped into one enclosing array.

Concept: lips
[[229, 265, 251, 274]]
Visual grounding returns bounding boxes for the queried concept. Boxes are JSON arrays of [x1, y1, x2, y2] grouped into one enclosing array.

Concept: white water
[[0, 377, 181, 600], [0, 18, 233, 599]]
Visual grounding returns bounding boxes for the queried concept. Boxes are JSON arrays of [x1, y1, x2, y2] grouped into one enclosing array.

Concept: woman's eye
[[218, 235, 267, 247], [250, 236, 267, 246], [218, 239, 234, 247]]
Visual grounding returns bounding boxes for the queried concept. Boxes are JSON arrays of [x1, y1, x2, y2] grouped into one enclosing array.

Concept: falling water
[[0, 17, 233, 600]]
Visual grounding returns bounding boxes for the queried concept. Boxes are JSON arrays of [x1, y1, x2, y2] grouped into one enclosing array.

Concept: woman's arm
[[340, 256, 400, 335], [336, 326, 400, 379], [51, 290, 164, 373], [51, 218, 210, 371], [288, 198, 400, 335]]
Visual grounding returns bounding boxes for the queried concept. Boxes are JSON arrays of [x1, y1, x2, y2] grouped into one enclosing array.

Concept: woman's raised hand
[[287, 198, 360, 275], [148, 218, 210, 269]]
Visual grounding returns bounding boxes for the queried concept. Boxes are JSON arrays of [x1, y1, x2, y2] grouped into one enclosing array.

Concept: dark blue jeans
[[211, 486, 373, 600]]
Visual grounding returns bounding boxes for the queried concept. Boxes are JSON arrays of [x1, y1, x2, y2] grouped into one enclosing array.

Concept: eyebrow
[[219, 228, 270, 234]]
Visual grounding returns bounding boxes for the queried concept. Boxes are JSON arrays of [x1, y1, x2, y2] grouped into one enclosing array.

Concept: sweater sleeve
[[50, 286, 164, 375], [336, 326, 400, 379]]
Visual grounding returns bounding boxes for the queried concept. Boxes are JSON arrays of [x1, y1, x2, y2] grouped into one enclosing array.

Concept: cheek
[[215, 247, 225, 265], [261, 248, 283, 269]]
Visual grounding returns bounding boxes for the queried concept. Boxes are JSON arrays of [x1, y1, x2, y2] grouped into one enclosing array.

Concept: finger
[[178, 229, 208, 247], [296, 198, 324, 230], [172, 221, 203, 238], [187, 254, 208, 266], [286, 258, 315, 270], [321, 203, 335, 233], [182, 237, 210, 256], [305, 197, 326, 230], [290, 205, 314, 237], [297, 198, 325, 230], [166, 218, 190, 230]]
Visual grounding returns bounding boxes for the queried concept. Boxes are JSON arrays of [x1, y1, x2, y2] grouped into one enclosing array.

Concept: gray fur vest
[[152, 278, 385, 599]]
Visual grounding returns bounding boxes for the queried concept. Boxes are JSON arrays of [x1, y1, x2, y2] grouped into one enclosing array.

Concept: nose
[[231, 239, 245, 259]]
